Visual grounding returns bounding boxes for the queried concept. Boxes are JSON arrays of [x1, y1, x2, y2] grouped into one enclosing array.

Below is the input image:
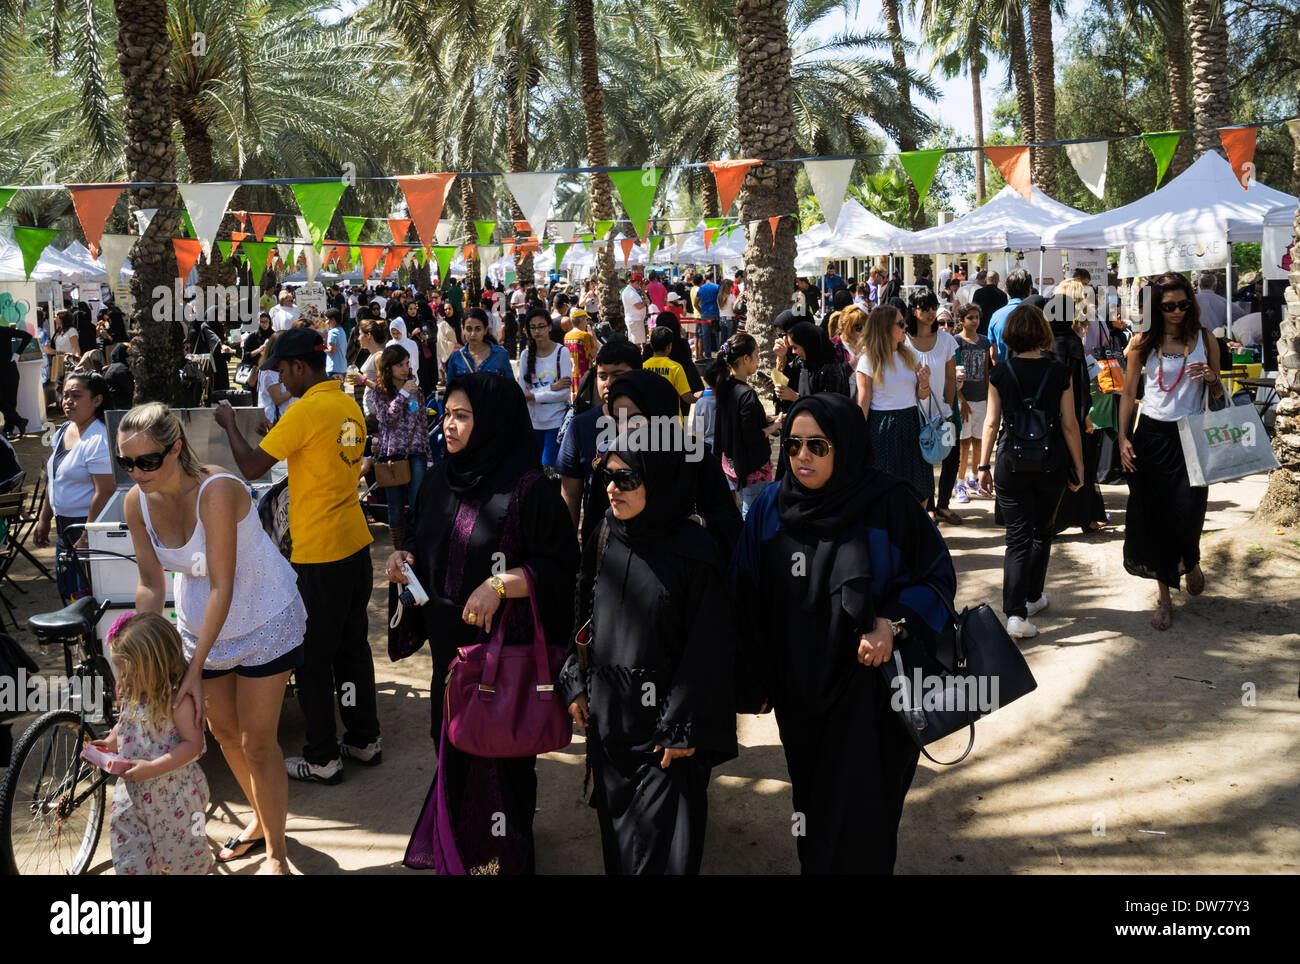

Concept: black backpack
[[1000, 359, 1054, 472]]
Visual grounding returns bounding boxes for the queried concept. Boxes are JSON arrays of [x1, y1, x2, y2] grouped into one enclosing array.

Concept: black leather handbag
[[881, 590, 1038, 765]]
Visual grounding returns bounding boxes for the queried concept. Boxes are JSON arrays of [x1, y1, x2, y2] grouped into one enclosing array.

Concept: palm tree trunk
[[881, 0, 922, 229], [1255, 201, 1300, 524], [1165, 10, 1193, 177], [1007, 0, 1035, 141], [1027, 0, 1056, 195], [702, 174, 720, 219], [1186, 0, 1231, 158], [115, 0, 182, 404], [459, 99, 480, 300], [506, 96, 534, 284], [969, 36, 986, 204], [736, 0, 797, 367], [573, 0, 621, 329], [176, 100, 238, 291]]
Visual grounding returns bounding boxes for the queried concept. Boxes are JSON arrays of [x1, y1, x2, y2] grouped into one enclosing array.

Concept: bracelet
[[489, 575, 506, 599], [977, 464, 991, 472]]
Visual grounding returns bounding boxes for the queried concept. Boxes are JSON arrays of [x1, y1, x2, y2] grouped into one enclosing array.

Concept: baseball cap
[[630, 273, 644, 282], [569, 308, 590, 321], [666, 292, 682, 303], [261, 328, 327, 370]]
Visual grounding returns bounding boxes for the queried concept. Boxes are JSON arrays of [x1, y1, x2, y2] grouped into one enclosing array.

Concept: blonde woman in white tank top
[[121, 403, 304, 874]]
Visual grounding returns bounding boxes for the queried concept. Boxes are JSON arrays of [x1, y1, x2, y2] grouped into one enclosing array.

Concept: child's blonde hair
[[108, 613, 187, 721]]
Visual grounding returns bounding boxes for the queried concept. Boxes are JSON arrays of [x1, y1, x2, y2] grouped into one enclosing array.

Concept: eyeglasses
[[116, 448, 170, 473], [528, 324, 551, 333], [1160, 300, 1192, 313], [784, 436, 833, 459], [600, 467, 643, 491]]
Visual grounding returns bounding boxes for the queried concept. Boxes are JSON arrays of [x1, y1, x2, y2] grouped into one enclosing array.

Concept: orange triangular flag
[[229, 230, 247, 255], [707, 159, 760, 215], [514, 220, 531, 237], [172, 238, 202, 281], [620, 237, 636, 266], [388, 218, 412, 245], [518, 237, 541, 256], [768, 215, 781, 243], [231, 210, 248, 230], [396, 173, 457, 247], [248, 212, 273, 241], [1219, 127, 1257, 190], [463, 244, 477, 261], [68, 183, 126, 254], [382, 245, 411, 277], [703, 228, 717, 251], [359, 245, 386, 279], [984, 146, 1032, 199]]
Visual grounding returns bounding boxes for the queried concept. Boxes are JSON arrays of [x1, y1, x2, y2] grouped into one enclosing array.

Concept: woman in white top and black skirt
[[1118, 273, 1221, 631]]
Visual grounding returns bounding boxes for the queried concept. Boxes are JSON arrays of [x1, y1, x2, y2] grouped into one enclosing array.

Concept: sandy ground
[[2, 429, 1297, 875]]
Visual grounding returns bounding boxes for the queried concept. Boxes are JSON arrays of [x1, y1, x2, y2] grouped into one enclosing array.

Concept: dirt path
[[3, 428, 1296, 874]]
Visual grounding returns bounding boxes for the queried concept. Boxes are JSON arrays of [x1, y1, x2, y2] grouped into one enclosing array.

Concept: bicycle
[[0, 523, 123, 875]]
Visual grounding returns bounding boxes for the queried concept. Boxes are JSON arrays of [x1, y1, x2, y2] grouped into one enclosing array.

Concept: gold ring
[[467, 612, 477, 624]]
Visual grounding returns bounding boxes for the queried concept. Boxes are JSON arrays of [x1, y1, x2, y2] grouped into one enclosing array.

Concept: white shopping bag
[[1177, 396, 1279, 487]]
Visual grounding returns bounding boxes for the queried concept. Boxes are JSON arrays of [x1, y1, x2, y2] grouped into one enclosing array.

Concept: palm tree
[[881, 0, 924, 228], [1185, 0, 1230, 158], [917, 0, 991, 203], [997, 0, 1035, 144], [573, 0, 620, 325], [1026, 0, 1056, 194]]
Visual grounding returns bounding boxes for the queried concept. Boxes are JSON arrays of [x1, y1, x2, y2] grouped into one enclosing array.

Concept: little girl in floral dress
[[89, 612, 213, 875]]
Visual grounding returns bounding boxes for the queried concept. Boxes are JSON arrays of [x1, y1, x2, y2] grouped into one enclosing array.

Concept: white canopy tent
[[896, 185, 1088, 255], [0, 237, 80, 283], [796, 200, 912, 259]]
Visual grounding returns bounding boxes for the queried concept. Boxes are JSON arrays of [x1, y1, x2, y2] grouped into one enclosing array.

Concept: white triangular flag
[[503, 172, 560, 240], [435, 219, 454, 245], [667, 218, 690, 257], [177, 182, 240, 259], [134, 208, 159, 236], [1065, 141, 1108, 200], [550, 220, 579, 244], [803, 158, 855, 232], [276, 241, 293, 268], [295, 217, 322, 283], [99, 235, 137, 287]]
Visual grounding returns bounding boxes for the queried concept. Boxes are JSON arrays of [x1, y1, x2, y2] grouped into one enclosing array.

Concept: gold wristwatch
[[489, 574, 506, 599]]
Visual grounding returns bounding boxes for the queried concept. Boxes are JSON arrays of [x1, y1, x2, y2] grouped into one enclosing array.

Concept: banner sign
[[1118, 233, 1229, 278], [294, 281, 327, 313]]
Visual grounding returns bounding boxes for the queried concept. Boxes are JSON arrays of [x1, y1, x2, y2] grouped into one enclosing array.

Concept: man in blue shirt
[[557, 338, 642, 542], [696, 272, 722, 355], [324, 308, 349, 377], [988, 269, 1033, 363]]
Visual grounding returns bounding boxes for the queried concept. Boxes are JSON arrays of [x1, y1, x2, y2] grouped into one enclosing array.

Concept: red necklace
[[1157, 347, 1189, 393]]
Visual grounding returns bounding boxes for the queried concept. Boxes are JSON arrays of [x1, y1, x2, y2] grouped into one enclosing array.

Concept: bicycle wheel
[[0, 709, 107, 875]]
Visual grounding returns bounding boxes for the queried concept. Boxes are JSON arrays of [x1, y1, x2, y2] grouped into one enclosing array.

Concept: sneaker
[[286, 756, 343, 784], [953, 482, 969, 504], [338, 738, 383, 766], [1026, 594, 1049, 617], [1006, 616, 1038, 639], [965, 474, 981, 497]]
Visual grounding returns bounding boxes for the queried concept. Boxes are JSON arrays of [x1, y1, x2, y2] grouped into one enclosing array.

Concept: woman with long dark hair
[[709, 333, 783, 518], [389, 374, 578, 874], [733, 393, 956, 873], [1047, 290, 1108, 534], [560, 428, 737, 874], [446, 308, 512, 380], [787, 322, 850, 398], [905, 289, 963, 525], [517, 308, 573, 468], [1118, 273, 1221, 631], [366, 344, 431, 549]]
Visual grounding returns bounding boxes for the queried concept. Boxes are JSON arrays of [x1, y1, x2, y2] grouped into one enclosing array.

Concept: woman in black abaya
[[559, 429, 737, 874], [733, 393, 956, 874], [389, 373, 578, 875], [788, 321, 850, 397]]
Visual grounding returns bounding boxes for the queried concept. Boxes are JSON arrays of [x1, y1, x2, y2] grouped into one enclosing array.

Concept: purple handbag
[[443, 565, 571, 759]]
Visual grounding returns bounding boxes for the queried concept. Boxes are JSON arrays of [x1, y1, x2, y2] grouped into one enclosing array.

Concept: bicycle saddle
[[28, 597, 100, 639]]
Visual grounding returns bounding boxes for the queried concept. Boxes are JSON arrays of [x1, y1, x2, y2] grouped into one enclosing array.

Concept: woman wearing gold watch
[[386, 373, 578, 875]]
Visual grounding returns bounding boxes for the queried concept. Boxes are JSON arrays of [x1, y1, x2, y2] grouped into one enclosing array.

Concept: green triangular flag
[[704, 217, 728, 231], [216, 239, 237, 262], [342, 215, 366, 263], [578, 232, 595, 250], [0, 188, 16, 215], [240, 240, 276, 286], [593, 220, 614, 241], [474, 220, 496, 246], [412, 246, 426, 267], [899, 149, 946, 207], [554, 242, 571, 267], [290, 180, 347, 251], [647, 236, 662, 262], [13, 226, 59, 280], [608, 167, 661, 238], [182, 210, 197, 239], [1141, 132, 1181, 187], [432, 245, 457, 281]]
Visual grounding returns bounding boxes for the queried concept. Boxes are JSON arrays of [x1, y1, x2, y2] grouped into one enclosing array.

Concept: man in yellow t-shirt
[[215, 328, 379, 785], [642, 326, 697, 412], [563, 308, 598, 401]]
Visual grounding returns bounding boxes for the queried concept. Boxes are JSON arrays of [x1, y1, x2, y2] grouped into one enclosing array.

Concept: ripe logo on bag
[[1202, 421, 1254, 449]]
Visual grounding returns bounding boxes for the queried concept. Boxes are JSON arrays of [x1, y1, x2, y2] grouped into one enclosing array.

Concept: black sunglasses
[[600, 467, 643, 491], [1160, 299, 1193, 313], [895, 320, 907, 329], [784, 436, 833, 459], [116, 447, 171, 473]]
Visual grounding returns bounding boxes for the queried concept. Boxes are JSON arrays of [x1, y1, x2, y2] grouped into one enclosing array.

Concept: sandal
[[935, 508, 964, 525], [1186, 566, 1205, 596], [217, 834, 266, 863]]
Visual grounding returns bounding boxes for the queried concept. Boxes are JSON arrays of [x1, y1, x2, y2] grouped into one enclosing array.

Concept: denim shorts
[[201, 644, 305, 680]]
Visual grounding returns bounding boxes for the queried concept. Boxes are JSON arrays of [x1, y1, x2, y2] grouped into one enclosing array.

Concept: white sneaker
[[338, 738, 383, 766], [285, 756, 343, 784], [953, 482, 969, 504], [1026, 595, 1049, 617], [1006, 616, 1038, 639]]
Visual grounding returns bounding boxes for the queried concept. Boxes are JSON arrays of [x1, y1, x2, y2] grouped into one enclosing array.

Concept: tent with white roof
[[896, 185, 1088, 254], [796, 200, 911, 259], [0, 237, 79, 283]]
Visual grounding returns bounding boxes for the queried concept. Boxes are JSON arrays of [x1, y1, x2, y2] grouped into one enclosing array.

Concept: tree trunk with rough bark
[[506, 97, 534, 284], [736, 0, 797, 368], [1027, 0, 1056, 195], [1165, 11, 1193, 177], [1186, 0, 1231, 159], [115, 0, 182, 404], [176, 100, 235, 291], [459, 99, 480, 300], [969, 38, 986, 204], [882, 0, 923, 228], [574, 0, 621, 329], [1007, 1, 1035, 142]]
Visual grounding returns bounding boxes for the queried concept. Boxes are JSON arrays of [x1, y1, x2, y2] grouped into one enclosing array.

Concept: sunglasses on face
[[1160, 300, 1192, 313], [784, 436, 833, 459], [600, 467, 643, 491], [895, 320, 907, 329], [116, 448, 170, 473]]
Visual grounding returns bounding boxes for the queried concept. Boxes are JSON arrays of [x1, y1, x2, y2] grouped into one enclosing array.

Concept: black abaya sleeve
[[557, 525, 602, 706], [694, 455, 742, 559], [871, 487, 957, 661], [514, 475, 581, 650], [655, 557, 738, 763]]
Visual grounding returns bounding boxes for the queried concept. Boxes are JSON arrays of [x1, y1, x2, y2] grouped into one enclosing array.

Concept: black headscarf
[[774, 308, 803, 333], [601, 428, 701, 552], [645, 311, 703, 392], [608, 369, 680, 419], [443, 373, 539, 495], [788, 321, 835, 370]]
